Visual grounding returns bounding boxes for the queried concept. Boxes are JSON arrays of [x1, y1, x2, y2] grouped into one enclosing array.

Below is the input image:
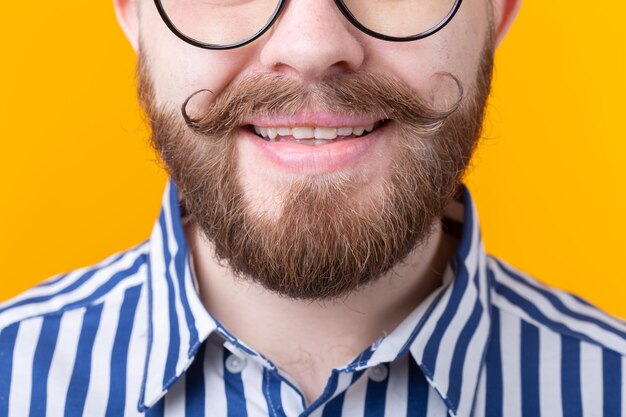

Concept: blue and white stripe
[[1, 180, 625, 416]]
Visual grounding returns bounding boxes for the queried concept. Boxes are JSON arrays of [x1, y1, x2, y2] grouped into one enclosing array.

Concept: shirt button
[[368, 364, 389, 382], [225, 354, 247, 373]]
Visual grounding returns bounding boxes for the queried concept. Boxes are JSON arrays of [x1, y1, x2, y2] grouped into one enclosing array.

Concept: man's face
[[133, 0, 497, 300]]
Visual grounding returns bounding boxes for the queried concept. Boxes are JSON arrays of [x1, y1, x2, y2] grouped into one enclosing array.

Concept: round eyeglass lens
[[341, 0, 458, 38], [159, 0, 282, 47]]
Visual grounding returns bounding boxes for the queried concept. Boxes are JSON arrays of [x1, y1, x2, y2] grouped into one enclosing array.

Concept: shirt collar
[[391, 186, 491, 417], [337, 186, 491, 417], [139, 181, 492, 416], [139, 181, 218, 411]]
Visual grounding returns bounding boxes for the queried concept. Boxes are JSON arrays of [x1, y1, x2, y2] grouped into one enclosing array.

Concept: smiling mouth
[[248, 120, 388, 146]]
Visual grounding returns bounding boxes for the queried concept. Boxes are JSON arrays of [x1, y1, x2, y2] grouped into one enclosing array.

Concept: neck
[[187, 219, 457, 402]]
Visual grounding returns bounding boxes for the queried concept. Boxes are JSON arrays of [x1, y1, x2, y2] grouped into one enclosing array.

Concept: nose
[[259, 0, 365, 81]]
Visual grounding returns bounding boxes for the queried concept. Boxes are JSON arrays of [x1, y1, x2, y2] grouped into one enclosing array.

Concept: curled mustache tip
[[182, 88, 215, 130]]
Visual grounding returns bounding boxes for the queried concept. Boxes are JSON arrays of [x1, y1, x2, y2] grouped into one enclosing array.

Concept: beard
[[137, 35, 494, 301]]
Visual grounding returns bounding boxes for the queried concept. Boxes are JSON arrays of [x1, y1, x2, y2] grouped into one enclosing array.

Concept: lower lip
[[240, 126, 385, 174]]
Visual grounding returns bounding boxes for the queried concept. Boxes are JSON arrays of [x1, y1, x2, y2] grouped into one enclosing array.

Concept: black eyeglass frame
[[153, 0, 464, 50]]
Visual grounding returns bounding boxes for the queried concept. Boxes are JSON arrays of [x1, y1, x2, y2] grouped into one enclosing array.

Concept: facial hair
[[137, 36, 494, 301]]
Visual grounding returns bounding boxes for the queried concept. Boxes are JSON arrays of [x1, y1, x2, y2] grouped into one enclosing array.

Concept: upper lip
[[243, 111, 384, 128]]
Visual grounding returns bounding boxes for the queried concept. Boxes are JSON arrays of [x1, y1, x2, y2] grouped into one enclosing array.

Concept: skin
[[114, 0, 521, 403]]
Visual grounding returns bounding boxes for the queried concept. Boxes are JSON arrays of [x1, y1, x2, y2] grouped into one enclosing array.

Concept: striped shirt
[[1, 180, 625, 417]]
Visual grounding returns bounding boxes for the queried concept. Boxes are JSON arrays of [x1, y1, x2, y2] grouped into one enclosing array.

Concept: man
[[1, 0, 625, 416]]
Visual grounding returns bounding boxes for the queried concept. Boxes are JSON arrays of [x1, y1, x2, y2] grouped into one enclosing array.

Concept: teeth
[[292, 127, 315, 139], [314, 127, 338, 140], [353, 126, 365, 136], [254, 122, 381, 141], [309, 140, 329, 146]]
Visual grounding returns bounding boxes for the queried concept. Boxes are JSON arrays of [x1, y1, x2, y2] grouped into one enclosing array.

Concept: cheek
[[138, 1, 257, 111], [360, 0, 489, 100]]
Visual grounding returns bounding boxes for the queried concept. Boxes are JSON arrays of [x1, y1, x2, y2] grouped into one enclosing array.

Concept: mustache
[[180, 71, 464, 137]]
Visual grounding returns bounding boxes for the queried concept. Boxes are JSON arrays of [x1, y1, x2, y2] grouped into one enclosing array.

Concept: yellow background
[[1, 1, 625, 316]]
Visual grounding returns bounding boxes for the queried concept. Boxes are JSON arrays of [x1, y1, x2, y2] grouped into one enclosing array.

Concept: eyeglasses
[[153, 0, 464, 50]]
